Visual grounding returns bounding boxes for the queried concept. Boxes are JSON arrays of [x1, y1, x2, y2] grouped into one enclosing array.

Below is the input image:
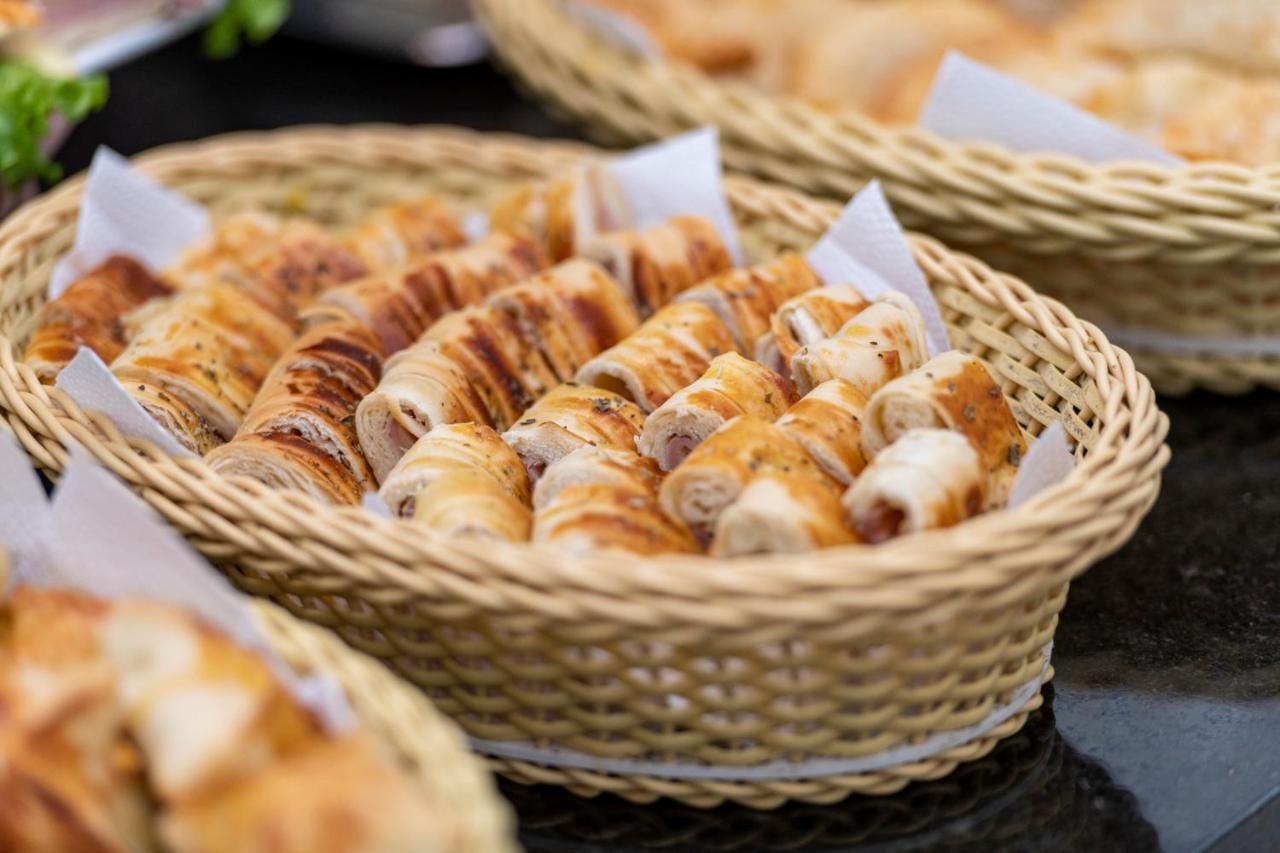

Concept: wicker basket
[[0, 126, 1169, 809], [474, 0, 1280, 395]]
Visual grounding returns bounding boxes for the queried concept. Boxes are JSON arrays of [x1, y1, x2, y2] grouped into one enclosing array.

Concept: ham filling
[[858, 501, 907, 544], [662, 433, 700, 471], [390, 405, 427, 454]]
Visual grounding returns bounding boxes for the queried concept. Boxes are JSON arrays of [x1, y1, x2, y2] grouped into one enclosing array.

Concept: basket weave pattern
[[0, 127, 1168, 808], [475, 0, 1280, 394]]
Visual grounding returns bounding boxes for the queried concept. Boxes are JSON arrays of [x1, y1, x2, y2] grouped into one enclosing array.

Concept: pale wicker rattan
[[0, 126, 1168, 809], [474, 0, 1280, 395]]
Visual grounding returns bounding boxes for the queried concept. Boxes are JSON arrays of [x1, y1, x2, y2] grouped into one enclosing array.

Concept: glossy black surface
[[52, 34, 1280, 853]]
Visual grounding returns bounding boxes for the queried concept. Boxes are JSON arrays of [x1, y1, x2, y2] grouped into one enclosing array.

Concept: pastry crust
[[843, 428, 986, 543], [490, 166, 632, 262], [575, 301, 738, 412], [341, 193, 466, 270], [129, 381, 222, 455], [23, 255, 173, 382], [859, 351, 1027, 507], [712, 474, 857, 557], [790, 293, 928, 397], [240, 219, 369, 324], [411, 470, 533, 542], [378, 421, 530, 518], [502, 383, 647, 483], [775, 378, 870, 485], [307, 229, 548, 354], [756, 284, 869, 376], [532, 445, 664, 511], [581, 215, 733, 317], [675, 253, 819, 352], [637, 351, 795, 471], [205, 318, 385, 505], [169, 211, 285, 292]]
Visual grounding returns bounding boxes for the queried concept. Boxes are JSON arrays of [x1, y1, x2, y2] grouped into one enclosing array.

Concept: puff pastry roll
[[404, 470, 530, 542], [113, 283, 296, 441], [239, 219, 370, 323], [354, 342, 493, 482], [341, 193, 466, 270], [533, 448, 699, 555], [168, 211, 285, 291], [756, 284, 870, 375], [306, 229, 548, 353], [712, 474, 857, 557], [130, 381, 222, 455], [676, 253, 820, 352], [490, 165, 632, 262], [637, 351, 795, 471], [205, 318, 385, 504], [379, 422, 530, 524], [575, 302, 738, 413], [790, 293, 928, 396], [502, 383, 647, 482], [489, 258, 641, 381], [582, 215, 733, 317], [775, 378, 869, 485], [23, 255, 173, 381], [843, 428, 986, 543], [659, 415, 825, 545], [860, 351, 1027, 507]]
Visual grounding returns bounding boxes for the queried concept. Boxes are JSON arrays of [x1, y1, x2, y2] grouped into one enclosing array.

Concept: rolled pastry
[[712, 474, 857, 557], [341, 193, 466, 270], [533, 449, 699, 555], [490, 165, 632, 262], [775, 378, 869, 485], [501, 383, 646, 482], [167, 211, 285, 290], [23, 255, 173, 381], [575, 301, 738, 413], [354, 341, 492, 483], [204, 318, 385, 505], [790, 292, 928, 396], [755, 283, 870, 375], [113, 283, 295, 440], [843, 428, 986, 544], [676, 253, 820, 352], [488, 258, 641, 381], [860, 351, 1027, 506], [378, 421, 530, 518], [240, 219, 369, 323], [410, 471, 532, 542], [659, 415, 825, 545], [129, 381, 222, 455], [637, 351, 796, 471], [306, 229, 548, 353], [581, 215, 733, 317]]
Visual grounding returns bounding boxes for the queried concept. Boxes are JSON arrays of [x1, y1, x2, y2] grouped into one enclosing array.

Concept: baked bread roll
[[490, 166, 632, 262], [238, 219, 370, 324], [775, 378, 870, 485], [378, 422, 531, 518], [488, 258, 641, 381], [341, 193, 466, 270], [533, 448, 699, 555], [23, 256, 173, 381], [755, 284, 870, 376], [205, 318, 385, 505], [581, 215, 733, 317], [859, 351, 1027, 507], [502, 383, 647, 482], [659, 415, 824, 545], [843, 428, 986, 543], [306, 229, 548, 354], [129, 381, 222, 456], [675, 253, 820, 352], [409, 470, 532, 542], [637, 351, 795, 471], [790, 293, 928, 397], [575, 302, 738, 412], [355, 342, 493, 483], [712, 474, 857, 557]]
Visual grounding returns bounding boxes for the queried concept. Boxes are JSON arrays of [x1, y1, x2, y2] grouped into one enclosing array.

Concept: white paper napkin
[[1008, 422, 1075, 508], [562, 0, 661, 57]]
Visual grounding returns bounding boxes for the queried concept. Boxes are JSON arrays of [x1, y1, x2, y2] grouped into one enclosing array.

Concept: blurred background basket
[[0, 126, 1168, 808], [474, 0, 1280, 396]]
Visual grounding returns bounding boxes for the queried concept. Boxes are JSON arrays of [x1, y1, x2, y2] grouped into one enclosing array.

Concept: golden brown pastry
[[637, 351, 795, 471], [789, 293, 928, 397], [756, 284, 870, 376], [580, 215, 733, 317], [712, 473, 858, 557], [129, 381, 222, 456], [490, 166, 632, 262], [239, 219, 370, 324], [410, 471, 533, 543], [23, 256, 173, 382], [581, 0, 764, 72], [675, 253, 820, 353], [168, 212, 286, 292], [341, 193, 467, 270], [775, 378, 870, 485], [306, 229, 548, 354], [204, 318, 385, 505], [533, 448, 699, 555], [488, 258, 641, 381], [859, 351, 1027, 507], [843, 428, 986, 543], [575, 301, 738, 413], [502, 383, 647, 482]]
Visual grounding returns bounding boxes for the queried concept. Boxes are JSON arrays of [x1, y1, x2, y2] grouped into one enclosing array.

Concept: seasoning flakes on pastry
[[676, 253, 820, 353], [756, 283, 869, 376], [789, 292, 928, 397], [341, 193, 466, 270], [712, 473, 858, 557], [775, 378, 870, 485], [502, 383, 647, 483], [490, 165, 632, 261]]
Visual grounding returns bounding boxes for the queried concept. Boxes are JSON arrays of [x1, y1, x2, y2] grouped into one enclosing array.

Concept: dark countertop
[[52, 33, 1280, 853]]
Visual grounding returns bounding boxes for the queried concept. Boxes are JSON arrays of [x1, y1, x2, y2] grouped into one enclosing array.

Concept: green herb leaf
[[0, 63, 108, 189], [205, 0, 291, 58]]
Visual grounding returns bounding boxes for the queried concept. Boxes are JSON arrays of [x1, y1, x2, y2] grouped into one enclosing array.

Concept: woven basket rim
[[474, 0, 1280, 261], [0, 125, 1169, 625]]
